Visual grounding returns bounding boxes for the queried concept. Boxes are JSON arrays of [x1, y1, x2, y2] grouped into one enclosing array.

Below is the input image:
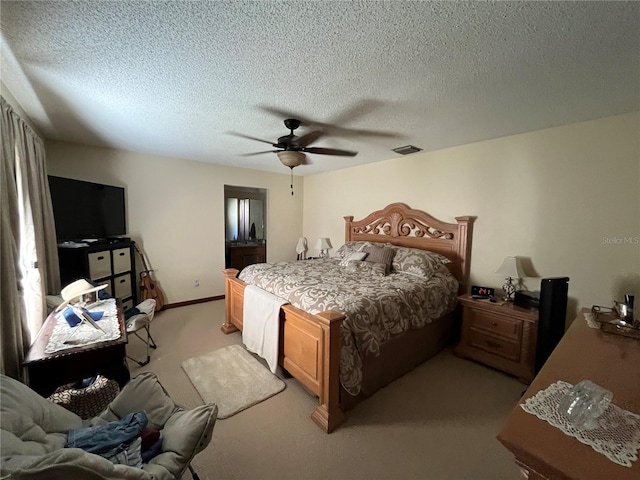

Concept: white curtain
[[1, 95, 60, 380]]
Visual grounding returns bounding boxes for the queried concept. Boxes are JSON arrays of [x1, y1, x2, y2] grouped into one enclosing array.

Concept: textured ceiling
[[1, 1, 639, 175]]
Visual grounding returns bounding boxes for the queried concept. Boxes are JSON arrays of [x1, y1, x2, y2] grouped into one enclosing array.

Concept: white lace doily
[[45, 299, 121, 354], [521, 380, 640, 467], [584, 312, 600, 329]]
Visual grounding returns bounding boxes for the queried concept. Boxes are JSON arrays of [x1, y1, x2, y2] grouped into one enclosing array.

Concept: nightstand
[[455, 294, 538, 383]]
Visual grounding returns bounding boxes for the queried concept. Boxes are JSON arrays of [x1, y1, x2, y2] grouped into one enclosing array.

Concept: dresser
[[226, 243, 266, 270], [57, 240, 137, 310], [455, 294, 538, 383], [497, 309, 640, 479]]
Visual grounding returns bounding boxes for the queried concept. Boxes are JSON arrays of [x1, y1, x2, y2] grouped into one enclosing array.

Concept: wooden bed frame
[[221, 203, 475, 433]]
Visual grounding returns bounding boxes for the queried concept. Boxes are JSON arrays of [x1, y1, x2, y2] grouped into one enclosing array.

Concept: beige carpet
[[129, 301, 524, 480], [182, 344, 285, 418]]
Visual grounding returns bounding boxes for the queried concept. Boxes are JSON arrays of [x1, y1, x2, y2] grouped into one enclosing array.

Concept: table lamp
[[316, 237, 332, 259], [496, 256, 525, 301]]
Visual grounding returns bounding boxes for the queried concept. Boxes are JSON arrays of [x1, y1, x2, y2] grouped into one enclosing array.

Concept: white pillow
[[339, 251, 368, 266]]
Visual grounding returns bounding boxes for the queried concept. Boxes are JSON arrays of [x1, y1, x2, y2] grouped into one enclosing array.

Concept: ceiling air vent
[[392, 145, 422, 155]]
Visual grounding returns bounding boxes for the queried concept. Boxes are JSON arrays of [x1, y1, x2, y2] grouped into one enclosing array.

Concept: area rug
[[181, 344, 286, 419]]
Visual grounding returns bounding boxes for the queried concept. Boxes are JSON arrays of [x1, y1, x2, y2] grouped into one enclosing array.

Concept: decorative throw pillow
[[333, 241, 370, 259], [344, 260, 387, 277], [339, 251, 369, 266], [391, 246, 451, 279], [333, 242, 355, 259], [363, 245, 396, 275]]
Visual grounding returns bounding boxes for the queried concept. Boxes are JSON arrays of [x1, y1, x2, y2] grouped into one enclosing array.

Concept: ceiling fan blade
[[295, 130, 324, 147], [329, 127, 404, 139], [302, 147, 358, 157], [259, 104, 403, 140], [258, 106, 315, 127], [260, 102, 381, 129], [238, 150, 280, 157], [330, 99, 385, 126], [227, 131, 275, 145]]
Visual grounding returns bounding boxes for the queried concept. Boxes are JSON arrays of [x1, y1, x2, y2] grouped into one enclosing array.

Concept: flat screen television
[[48, 176, 127, 242]]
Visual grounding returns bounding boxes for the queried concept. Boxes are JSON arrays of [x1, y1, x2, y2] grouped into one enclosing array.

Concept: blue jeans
[[66, 411, 148, 454]]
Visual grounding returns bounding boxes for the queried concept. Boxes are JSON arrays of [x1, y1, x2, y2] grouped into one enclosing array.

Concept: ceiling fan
[[229, 118, 358, 169], [259, 104, 403, 141]]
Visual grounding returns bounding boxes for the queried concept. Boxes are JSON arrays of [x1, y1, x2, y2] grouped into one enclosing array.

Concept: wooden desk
[[23, 306, 130, 397], [497, 309, 640, 479]]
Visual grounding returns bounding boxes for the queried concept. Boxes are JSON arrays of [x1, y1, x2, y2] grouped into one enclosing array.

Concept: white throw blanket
[[242, 285, 288, 374]]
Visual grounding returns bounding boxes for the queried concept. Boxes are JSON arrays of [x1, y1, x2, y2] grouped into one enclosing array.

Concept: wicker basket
[[48, 375, 120, 419]]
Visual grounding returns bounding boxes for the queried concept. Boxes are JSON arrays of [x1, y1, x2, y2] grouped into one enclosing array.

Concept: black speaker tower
[[535, 277, 570, 373]]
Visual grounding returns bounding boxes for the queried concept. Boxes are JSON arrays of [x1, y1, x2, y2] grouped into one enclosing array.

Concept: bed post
[[221, 268, 240, 334], [454, 216, 475, 294], [344, 215, 354, 241], [310, 310, 346, 433]]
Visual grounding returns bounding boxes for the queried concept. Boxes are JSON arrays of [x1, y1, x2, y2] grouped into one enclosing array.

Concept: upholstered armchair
[[1, 372, 217, 479]]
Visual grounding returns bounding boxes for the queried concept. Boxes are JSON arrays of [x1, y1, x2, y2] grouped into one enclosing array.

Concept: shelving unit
[[57, 239, 137, 310]]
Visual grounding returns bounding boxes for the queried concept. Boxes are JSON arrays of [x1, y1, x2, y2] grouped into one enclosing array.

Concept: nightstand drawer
[[469, 328, 521, 362], [468, 309, 521, 340]]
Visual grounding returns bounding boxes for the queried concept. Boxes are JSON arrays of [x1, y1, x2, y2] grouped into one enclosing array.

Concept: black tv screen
[[48, 176, 127, 242]]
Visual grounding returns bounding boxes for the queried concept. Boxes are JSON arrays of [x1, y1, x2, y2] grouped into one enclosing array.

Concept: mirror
[[224, 186, 267, 269], [225, 197, 265, 242]]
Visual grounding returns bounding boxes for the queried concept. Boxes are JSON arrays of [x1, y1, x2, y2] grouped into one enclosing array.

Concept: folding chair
[[125, 299, 158, 366]]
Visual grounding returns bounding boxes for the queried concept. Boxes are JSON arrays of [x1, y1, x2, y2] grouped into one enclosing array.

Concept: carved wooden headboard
[[344, 202, 475, 293]]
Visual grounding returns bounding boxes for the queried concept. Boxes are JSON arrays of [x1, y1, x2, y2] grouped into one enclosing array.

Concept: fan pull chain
[[290, 167, 294, 196]]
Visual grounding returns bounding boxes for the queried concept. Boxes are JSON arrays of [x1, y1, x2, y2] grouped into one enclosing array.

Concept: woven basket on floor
[[48, 375, 120, 419]]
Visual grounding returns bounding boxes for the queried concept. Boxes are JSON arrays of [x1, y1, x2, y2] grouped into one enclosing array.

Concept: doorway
[[224, 186, 267, 270]]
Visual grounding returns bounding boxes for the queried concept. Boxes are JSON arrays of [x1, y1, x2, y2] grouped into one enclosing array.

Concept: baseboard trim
[[162, 295, 224, 310]]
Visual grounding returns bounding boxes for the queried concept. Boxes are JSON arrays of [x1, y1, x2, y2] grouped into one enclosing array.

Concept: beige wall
[[25, 100, 640, 320], [303, 112, 640, 323], [46, 142, 303, 303]]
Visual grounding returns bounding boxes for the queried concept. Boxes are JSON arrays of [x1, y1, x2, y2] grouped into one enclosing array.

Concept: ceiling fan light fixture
[[392, 145, 423, 155], [277, 150, 305, 168]]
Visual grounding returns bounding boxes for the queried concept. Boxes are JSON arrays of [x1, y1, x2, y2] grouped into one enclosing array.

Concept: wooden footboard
[[221, 268, 346, 433]]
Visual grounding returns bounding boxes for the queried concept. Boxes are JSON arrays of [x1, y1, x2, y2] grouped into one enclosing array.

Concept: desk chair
[[125, 299, 158, 366]]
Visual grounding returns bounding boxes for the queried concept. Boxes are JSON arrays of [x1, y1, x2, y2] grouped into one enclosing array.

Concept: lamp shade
[[316, 237, 332, 251], [277, 151, 305, 168], [495, 256, 526, 278]]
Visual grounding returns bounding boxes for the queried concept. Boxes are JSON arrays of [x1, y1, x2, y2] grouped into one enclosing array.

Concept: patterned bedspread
[[238, 258, 459, 396]]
